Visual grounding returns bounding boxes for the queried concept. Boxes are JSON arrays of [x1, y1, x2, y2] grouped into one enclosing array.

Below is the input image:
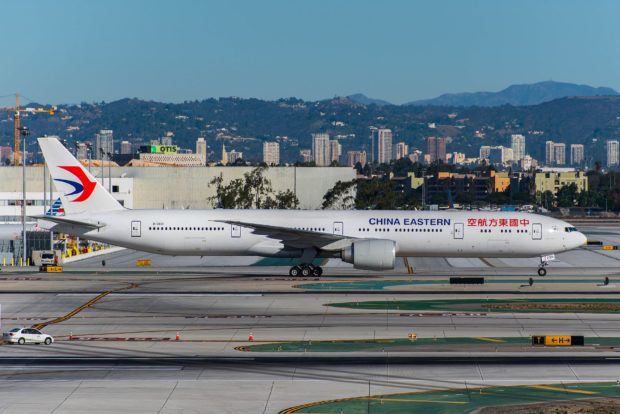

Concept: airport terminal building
[[0, 165, 356, 218]]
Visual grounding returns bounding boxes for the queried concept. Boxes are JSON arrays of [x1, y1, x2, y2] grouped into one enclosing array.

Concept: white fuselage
[[61, 210, 586, 259]]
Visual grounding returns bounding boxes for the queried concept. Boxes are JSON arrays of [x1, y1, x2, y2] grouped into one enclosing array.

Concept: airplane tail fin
[[38, 137, 125, 215], [45, 197, 65, 216]]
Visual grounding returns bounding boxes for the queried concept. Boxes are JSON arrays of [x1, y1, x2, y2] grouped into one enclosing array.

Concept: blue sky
[[1, 0, 619, 105]]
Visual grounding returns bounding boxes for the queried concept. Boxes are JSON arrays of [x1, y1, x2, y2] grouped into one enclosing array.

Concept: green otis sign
[[150, 145, 178, 154]]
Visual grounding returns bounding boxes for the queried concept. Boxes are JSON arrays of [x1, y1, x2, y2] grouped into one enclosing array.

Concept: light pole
[[86, 143, 92, 173], [99, 147, 105, 187], [20, 126, 30, 265], [106, 151, 112, 193]]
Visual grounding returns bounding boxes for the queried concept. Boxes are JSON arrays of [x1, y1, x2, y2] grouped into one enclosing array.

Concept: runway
[[2, 360, 619, 413], [1, 227, 620, 412]]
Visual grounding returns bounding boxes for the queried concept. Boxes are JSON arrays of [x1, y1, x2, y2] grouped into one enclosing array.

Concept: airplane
[[0, 198, 65, 241], [0, 223, 36, 241], [35, 137, 587, 277]]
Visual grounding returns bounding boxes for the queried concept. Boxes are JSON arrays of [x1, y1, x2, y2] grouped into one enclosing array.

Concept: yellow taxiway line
[[31, 283, 138, 330], [474, 337, 506, 343], [529, 385, 598, 395]]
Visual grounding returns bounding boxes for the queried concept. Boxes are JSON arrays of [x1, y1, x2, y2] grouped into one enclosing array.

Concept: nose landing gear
[[538, 254, 555, 276], [289, 264, 323, 277], [537, 254, 554, 276]]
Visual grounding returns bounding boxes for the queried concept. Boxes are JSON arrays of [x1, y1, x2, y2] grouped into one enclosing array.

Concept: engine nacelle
[[341, 239, 396, 270]]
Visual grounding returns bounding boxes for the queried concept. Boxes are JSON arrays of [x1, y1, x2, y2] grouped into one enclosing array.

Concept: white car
[[3, 328, 54, 345]]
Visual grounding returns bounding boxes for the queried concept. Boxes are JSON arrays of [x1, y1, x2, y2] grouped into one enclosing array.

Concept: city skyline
[[53, 127, 605, 170]]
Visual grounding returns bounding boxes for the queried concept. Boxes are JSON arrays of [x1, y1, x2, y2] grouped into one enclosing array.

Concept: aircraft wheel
[[537, 267, 547, 277], [301, 266, 312, 277], [312, 266, 323, 277], [289, 266, 301, 277]]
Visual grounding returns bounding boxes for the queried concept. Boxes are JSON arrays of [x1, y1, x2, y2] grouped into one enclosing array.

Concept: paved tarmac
[[1, 226, 620, 413]]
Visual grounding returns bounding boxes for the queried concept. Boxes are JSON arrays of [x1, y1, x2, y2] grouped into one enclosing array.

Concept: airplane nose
[[577, 232, 587, 248]]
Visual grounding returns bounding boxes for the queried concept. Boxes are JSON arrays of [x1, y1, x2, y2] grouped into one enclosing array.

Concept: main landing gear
[[289, 264, 323, 277]]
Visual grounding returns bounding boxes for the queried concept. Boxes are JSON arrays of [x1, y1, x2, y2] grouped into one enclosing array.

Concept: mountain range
[[347, 81, 618, 107], [3, 81, 620, 165]]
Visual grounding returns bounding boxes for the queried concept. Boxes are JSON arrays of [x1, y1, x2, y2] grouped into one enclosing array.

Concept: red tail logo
[[54, 166, 97, 202]]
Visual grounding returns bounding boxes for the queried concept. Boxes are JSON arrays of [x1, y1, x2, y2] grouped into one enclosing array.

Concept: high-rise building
[[427, 136, 447, 163], [75, 142, 89, 159], [545, 141, 555, 165], [0, 146, 13, 163], [554, 143, 566, 165], [488, 146, 513, 164], [427, 137, 436, 160], [479, 146, 491, 160], [300, 149, 312, 163], [570, 144, 584, 166], [511, 134, 525, 161], [228, 150, 243, 164], [393, 142, 409, 160], [451, 152, 466, 164], [346, 150, 367, 167], [120, 140, 132, 155], [196, 137, 207, 165], [221, 144, 228, 165], [377, 129, 393, 164], [520, 155, 536, 171], [607, 140, 619, 167], [408, 150, 422, 164], [262, 142, 280, 165], [369, 128, 377, 163], [161, 132, 173, 146], [95, 130, 114, 160], [312, 133, 331, 166], [329, 140, 342, 164]]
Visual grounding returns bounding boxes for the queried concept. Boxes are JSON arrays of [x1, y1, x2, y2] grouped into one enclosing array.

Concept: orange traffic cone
[[69, 332, 74, 340], [248, 332, 254, 342], [175, 332, 180, 341]]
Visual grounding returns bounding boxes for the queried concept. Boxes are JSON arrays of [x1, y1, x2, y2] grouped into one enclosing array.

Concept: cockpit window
[[564, 227, 578, 232]]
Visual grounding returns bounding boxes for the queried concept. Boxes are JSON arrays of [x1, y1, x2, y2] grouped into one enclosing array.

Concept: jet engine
[[341, 239, 396, 270]]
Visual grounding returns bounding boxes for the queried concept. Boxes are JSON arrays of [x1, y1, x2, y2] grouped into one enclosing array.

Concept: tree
[[209, 166, 299, 209], [322, 180, 356, 209], [209, 174, 246, 208], [242, 166, 272, 208], [595, 160, 603, 174], [272, 189, 300, 209], [556, 183, 578, 208], [537, 190, 556, 210], [355, 178, 404, 210]]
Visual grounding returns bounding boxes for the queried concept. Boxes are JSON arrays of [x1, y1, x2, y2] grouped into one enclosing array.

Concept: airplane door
[[333, 221, 343, 235], [453, 222, 464, 239], [231, 224, 241, 238], [532, 223, 542, 240], [131, 220, 141, 237]]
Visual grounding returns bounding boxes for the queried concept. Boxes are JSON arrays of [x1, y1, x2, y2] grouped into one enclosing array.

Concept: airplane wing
[[29, 215, 105, 230], [215, 220, 355, 251]]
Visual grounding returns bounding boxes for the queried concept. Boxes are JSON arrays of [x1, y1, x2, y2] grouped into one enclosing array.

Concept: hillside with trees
[[3, 95, 620, 165]]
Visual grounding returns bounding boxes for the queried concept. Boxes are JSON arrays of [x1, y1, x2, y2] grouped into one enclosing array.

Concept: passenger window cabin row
[[149, 226, 224, 231]]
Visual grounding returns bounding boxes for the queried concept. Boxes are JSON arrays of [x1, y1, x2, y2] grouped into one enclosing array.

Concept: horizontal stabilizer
[[29, 215, 105, 230]]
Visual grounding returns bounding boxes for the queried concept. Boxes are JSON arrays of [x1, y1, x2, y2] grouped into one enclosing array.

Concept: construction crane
[[0, 93, 56, 165]]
